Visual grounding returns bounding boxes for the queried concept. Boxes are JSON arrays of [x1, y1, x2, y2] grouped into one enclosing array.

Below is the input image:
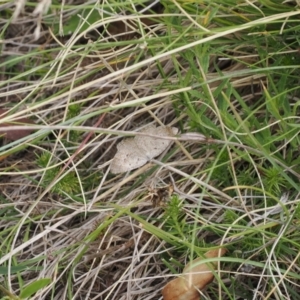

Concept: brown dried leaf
[[162, 248, 227, 300], [162, 277, 200, 300], [0, 109, 35, 141]]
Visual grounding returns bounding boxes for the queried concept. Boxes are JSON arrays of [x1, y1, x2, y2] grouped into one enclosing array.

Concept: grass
[[1, 0, 300, 299]]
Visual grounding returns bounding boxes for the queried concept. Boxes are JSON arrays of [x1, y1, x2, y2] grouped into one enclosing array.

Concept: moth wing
[[110, 139, 148, 174], [135, 126, 178, 158]]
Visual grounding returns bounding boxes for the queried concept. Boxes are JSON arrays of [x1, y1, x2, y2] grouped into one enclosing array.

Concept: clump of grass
[[0, 0, 300, 299]]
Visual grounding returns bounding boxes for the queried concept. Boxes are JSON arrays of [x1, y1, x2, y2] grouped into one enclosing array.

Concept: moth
[[110, 125, 178, 174]]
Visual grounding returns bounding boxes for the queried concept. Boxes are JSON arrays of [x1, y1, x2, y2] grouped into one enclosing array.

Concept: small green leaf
[[0, 264, 43, 275], [19, 278, 51, 299]]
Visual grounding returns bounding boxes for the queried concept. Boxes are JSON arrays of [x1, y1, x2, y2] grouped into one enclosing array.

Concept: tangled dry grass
[[1, 1, 300, 300]]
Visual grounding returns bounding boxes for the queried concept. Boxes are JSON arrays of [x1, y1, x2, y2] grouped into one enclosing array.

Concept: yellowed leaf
[[162, 248, 226, 300]]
